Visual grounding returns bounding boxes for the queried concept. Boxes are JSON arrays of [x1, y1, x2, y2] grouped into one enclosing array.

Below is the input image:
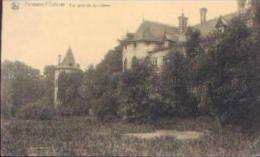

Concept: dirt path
[[125, 130, 204, 140]]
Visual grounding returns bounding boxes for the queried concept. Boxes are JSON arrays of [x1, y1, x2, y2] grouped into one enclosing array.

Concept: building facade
[[120, 0, 254, 72]]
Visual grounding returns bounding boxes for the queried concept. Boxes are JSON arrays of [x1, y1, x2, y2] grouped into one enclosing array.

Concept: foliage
[[43, 65, 56, 80], [57, 70, 86, 116], [161, 51, 198, 117], [118, 59, 161, 121], [82, 66, 120, 120], [185, 27, 204, 60], [56, 97, 88, 116], [81, 45, 123, 119], [97, 45, 123, 73], [16, 98, 55, 120], [57, 70, 84, 105], [42, 65, 56, 104], [1, 61, 45, 116], [198, 17, 260, 129]]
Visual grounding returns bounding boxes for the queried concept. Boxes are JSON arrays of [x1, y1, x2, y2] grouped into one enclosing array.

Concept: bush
[[16, 98, 55, 120], [91, 91, 120, 121], [56, 98, 89, 116]]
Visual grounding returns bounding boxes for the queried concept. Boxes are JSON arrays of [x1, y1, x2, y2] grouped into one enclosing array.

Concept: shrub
[[16, 98, 55, 120], [91, 92, 120, 121], [56, 98, 89, 117]]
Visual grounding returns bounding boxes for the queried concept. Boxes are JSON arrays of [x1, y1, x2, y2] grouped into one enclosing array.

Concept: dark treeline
[[1, 4, 259, 131]]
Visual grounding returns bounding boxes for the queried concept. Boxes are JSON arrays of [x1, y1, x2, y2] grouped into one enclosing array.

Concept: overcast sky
[[2, 0, 238, 72]]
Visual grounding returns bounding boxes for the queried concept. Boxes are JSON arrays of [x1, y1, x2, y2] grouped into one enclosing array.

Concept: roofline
[[193, 11, 238, 28], [142, 19, 179, 30]]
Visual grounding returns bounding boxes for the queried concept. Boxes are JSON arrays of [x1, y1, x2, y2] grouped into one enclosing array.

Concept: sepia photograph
[[1, 0, 260, 156]]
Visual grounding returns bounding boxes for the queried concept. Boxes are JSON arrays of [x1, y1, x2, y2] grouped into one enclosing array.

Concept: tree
[[80, 44, 123, 119], [161, 51, 198, 117], [185, 27, 204, 60], [57, 70, 84, 105], [1, 60, 44, 116], [42, 65, 56, 104], [118, 58, 162, 121], [201, 16, 259, 129], [56, 70, 86, 116], [82, 65, 121, 120], [43, 65, 56, 80], [249, 1, 260, 130], [96, 45, 123, 73]]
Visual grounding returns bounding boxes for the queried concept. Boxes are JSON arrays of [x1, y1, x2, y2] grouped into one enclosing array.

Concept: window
[[151, 57, 158, 67]]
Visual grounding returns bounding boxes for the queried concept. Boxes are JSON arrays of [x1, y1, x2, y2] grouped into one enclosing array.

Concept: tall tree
[[185, 27, 203, 60], [118, 58, 160, 121], [1, 61, 44, 116], [161, 51, 198, 117], [202, 16, 259, 129]]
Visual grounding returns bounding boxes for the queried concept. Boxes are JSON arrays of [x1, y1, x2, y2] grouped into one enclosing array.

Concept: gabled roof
[[132, 20, 179, 42], [60, 47, 78, 68], [215, 16, 228, 28], [194, 12, 237, 37], [121, 11, 238, 44]]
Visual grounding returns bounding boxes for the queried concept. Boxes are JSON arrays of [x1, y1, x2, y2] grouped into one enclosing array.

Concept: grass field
[[1, 116, 259, 156]]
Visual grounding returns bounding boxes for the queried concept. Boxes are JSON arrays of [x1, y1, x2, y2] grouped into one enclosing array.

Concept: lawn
[[1, 116, 259, 156]]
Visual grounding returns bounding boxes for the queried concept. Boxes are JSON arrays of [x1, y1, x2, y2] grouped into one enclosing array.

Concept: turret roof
[[60, 47, 78, 68]]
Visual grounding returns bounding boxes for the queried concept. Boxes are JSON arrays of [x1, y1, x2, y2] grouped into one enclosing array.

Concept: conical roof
[[60, 47, 77, 67]]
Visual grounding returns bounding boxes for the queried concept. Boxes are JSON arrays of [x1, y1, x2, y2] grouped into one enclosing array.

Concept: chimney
[[178, 13, 188, 34], [58, 55, 61, 65], [200, 8, 207, 24], [237, 0, 246, 14]]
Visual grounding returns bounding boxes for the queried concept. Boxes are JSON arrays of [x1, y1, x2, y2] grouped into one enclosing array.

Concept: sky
[[2, 0, 238, 72]]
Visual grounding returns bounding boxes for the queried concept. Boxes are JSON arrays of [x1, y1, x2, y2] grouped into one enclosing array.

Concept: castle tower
[[54, 46, 80, 108]]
